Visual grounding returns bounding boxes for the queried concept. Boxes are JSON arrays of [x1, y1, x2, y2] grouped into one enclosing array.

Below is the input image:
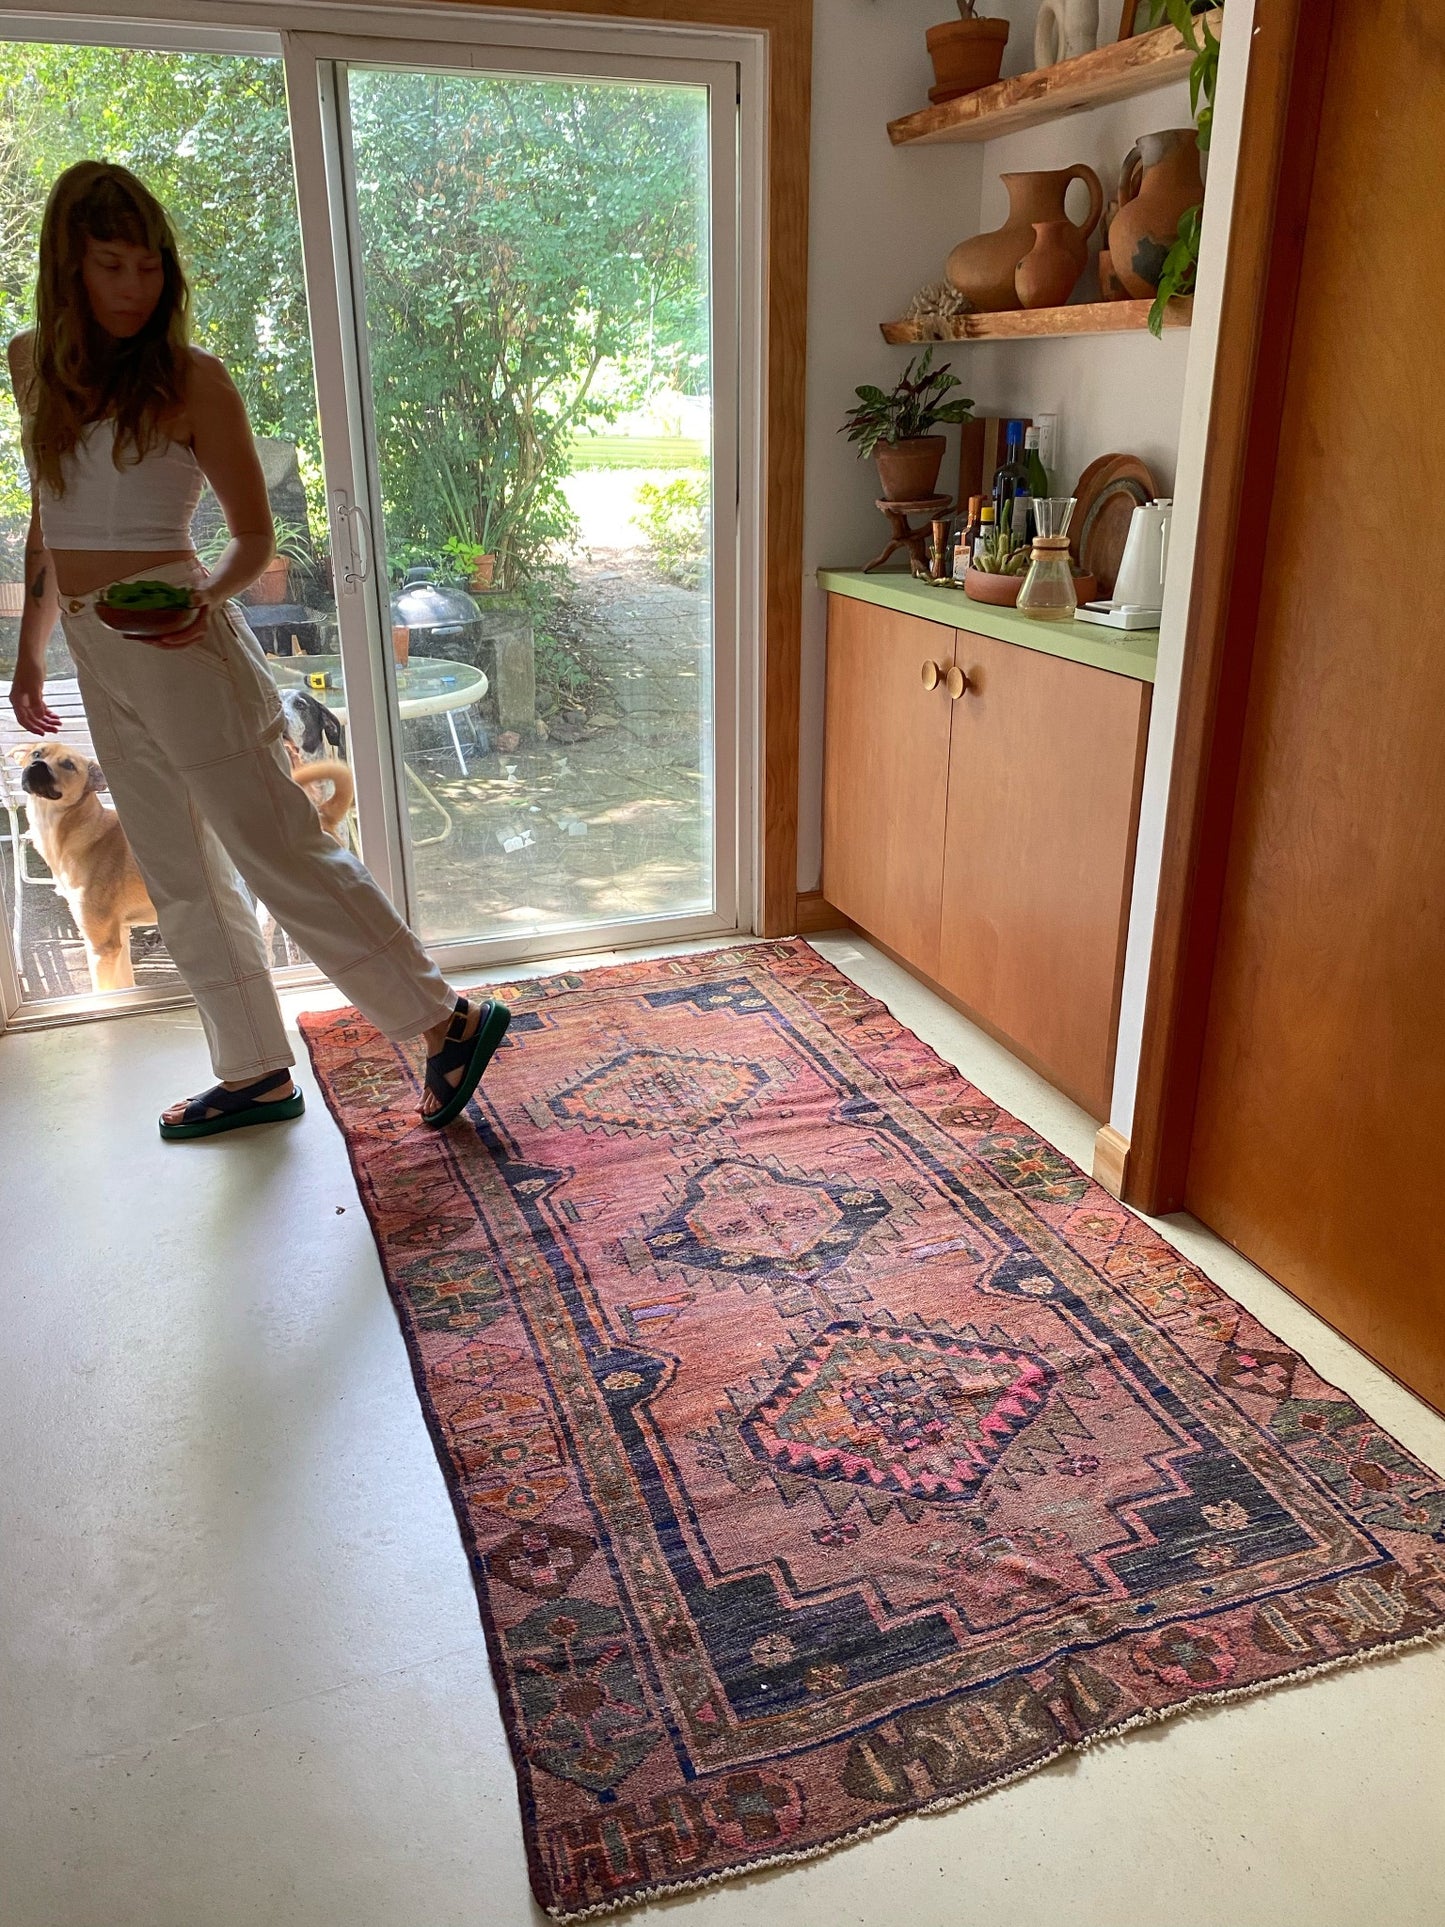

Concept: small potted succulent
[[964, 517, 1030, 605], [927, 1, 1011, 105], [840, 348, 974, 503]]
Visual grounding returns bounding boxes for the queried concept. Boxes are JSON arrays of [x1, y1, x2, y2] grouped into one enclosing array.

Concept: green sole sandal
[[422, 996, 511, 1129], [159, 1068, 306, 1141]]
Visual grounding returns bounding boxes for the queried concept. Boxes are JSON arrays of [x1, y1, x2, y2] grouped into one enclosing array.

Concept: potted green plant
[[964, 518, 1030, 605], [441, 536, 497, 592], [927, 1, 1011, 105], [199, 517, 311, 604], [840, 348, 974, 502]]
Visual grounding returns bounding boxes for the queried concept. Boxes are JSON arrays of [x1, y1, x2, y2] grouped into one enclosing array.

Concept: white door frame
[[0, 2, 766, 1029]]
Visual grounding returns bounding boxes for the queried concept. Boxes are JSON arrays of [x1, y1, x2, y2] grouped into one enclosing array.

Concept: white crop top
[[32, 419, 203, 552]]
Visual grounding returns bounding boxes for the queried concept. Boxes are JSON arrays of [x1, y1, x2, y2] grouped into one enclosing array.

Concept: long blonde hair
[[26, 161, 191, 494]]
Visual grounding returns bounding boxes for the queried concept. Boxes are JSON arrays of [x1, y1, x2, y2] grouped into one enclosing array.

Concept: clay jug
[[946, 164, 1103, 312], [1014, 219, 1089, 309], [1108, 127, 1205, 299]]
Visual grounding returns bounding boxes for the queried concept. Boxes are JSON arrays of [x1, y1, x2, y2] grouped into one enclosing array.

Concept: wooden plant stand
[[867, 494, 954, 574]]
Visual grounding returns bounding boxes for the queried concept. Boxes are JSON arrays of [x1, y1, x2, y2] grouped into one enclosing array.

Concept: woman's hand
[[143, 582, 218, 650], [8, 661, 62, 735]]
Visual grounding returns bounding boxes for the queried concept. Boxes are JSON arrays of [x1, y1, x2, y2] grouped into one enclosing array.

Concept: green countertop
[[818, 568, 1159, 684]]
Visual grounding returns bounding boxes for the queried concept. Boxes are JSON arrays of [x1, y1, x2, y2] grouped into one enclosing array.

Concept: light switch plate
[[1033, 412, 1058, 475]]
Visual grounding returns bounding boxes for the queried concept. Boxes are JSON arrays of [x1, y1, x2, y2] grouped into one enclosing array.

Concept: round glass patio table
[[266, 652, 490, 845]]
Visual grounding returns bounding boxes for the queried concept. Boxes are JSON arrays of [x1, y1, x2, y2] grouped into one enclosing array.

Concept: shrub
[[633, 472, 709, 587]]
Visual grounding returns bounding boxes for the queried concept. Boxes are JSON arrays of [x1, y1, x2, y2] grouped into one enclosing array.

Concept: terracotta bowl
[[963, 567, 1024, 607], [94, 599, 195, 639]]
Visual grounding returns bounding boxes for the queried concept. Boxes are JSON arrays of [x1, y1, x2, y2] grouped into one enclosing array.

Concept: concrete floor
[[2, 931, 1443, 1927]]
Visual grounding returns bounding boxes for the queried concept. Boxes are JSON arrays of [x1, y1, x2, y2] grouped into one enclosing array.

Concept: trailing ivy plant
[[1144, 0, 1222, 336]]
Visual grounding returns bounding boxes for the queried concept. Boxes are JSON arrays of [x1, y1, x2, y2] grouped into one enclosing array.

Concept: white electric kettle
[[1110, 498, 1172, 612]]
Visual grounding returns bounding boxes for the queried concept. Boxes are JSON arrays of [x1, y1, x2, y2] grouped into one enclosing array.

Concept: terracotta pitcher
[[946, 165, 1103, 312], [1108, 127, 1204, 299]]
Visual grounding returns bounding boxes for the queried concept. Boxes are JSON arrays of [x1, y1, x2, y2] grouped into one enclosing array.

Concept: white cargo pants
[[61, 561, 454, 1082]]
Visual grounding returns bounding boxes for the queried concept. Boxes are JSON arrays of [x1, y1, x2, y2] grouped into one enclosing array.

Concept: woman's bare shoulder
[[7, 329, 34, 376], [184, 345, 239, 399]]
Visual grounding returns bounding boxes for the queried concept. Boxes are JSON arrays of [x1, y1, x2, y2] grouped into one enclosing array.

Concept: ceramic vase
[[1034, 0, 1099, 66], [925, 16, 1010, 104], [946, 164, 1103, 312], [1108, 127, 1205, 298], [1014, 219, 1089, 308]]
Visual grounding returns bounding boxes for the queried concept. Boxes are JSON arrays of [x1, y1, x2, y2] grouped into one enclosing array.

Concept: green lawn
[[568, 434, 706, 470]]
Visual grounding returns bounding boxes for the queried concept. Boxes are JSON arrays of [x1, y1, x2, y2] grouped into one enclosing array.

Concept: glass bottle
[[1017, 535, 1077, 621], [1024, 425, 1049, 501], [991, 420, 1029, 539]]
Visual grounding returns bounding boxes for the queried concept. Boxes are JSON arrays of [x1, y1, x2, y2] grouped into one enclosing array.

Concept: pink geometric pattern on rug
[[299, 941, 1445, 1919]]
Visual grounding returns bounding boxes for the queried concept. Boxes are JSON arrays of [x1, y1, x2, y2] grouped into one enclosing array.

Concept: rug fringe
[[544, 1623, 1445, 1920]]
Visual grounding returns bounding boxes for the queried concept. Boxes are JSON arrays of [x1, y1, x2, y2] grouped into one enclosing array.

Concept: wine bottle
[[991, 419, 1030, 546], [1025, 425, 1049, 501]]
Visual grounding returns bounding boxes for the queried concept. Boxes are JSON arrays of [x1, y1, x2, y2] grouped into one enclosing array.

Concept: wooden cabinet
[[822, 594, 1151, 1118], [822, 595, 957, 983]]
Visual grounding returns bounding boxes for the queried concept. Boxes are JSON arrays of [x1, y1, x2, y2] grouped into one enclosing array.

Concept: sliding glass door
[[1, 11, 750, 1023]]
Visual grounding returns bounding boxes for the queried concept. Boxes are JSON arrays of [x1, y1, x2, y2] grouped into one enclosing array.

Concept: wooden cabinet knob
[[946, 665, 968, 699], [921, 659, 941, 691]]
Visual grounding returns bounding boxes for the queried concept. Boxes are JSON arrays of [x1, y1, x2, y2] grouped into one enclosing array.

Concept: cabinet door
[[822, 595, 955, 980], [939, 631, 1150, 1117]]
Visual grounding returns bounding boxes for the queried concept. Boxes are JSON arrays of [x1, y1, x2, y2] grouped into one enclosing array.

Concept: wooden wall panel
[[1185, 0, 1445, 1412]]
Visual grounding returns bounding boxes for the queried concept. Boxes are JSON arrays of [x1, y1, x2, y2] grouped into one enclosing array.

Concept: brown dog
[[10, 740, 156, 992]]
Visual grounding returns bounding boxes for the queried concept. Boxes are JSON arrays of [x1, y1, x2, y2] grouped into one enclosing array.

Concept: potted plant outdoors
[[199, 517, 311, 604], [441, 537, 498, 593], [927, 0, 1011, 105], [841, 348, 974, 503]]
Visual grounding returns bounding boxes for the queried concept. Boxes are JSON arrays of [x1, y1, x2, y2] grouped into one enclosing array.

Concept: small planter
[[964, 567, 1024, 606], [926, 16, 1009, 105], [874, 435, 947, 503], [470, 553, 498, 592], [249, 556, 291, 606]]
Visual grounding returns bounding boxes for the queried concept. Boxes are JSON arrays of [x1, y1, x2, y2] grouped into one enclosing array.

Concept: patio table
[[267, 652, 490, 847]]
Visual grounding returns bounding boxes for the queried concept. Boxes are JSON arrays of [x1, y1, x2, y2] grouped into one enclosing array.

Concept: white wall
[[800, 0, 1197, 892], [798, 0, 985, 894], [1107, 0, 1256, 1138]]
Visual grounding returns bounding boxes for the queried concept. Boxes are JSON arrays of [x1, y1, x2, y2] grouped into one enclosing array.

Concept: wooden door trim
[[1122, 0, 1338, 1210], [434, 0, 810, 937]]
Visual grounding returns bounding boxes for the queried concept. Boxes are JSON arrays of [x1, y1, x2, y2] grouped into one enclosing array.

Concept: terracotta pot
[[1108, 127, 1204, 299], [925, 17, 1009, 103], [249, 556, 291, 606], [947, 164, 1104, 312], [1097, 248, 1129, 302], [963, 567, 1023, 607], [470, 553, 497, 591], [1014, 219, 1089, 309], [874, 435, 947, 503]]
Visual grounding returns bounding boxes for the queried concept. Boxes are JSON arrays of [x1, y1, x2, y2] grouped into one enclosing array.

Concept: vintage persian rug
[[299, 941, 1445, 1918]]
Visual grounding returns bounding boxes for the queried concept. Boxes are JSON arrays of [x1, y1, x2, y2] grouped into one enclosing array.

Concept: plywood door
[[1187, 1, 1445, 1410], [938, 631, 1150, 1118], [821, 596, 955, 979]]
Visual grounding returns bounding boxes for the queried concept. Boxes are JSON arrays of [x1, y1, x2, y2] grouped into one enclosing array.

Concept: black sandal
[[422, 996, 511, 1128], [159, 1068, 305, 1141]]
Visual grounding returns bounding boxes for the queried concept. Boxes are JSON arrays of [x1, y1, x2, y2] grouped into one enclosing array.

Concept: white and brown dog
[[10, 740, 156, 992]]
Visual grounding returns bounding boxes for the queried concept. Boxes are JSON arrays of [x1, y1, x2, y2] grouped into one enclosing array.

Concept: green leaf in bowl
[[102, 579, 194, 611]]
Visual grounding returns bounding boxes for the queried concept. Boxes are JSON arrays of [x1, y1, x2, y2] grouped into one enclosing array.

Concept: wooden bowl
[[963, 567, 1023, 607], [94, 599, 195, 639]]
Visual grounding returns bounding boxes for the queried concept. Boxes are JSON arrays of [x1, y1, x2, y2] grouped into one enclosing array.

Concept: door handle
[[921, 660, 941, 690], [330, 489, 371, 594], [946, 665, 969, 700]]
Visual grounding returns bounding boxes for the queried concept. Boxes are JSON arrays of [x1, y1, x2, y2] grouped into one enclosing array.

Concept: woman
[[6, 161, 509, 1140]]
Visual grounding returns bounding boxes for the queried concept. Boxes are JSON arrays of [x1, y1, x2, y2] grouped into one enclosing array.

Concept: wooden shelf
[[881, 298, 1192, 342], [888, 16, 1220, 147]]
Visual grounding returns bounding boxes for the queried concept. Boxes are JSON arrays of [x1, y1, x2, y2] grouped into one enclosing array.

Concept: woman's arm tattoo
[[28, 562, 47, 602]]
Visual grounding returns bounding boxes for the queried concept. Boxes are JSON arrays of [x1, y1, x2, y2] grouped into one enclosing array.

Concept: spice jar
[[1017, 534, 1077, 621]]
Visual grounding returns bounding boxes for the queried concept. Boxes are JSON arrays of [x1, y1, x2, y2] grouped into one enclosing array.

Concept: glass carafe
[[1018, 535, 1077, 621]]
